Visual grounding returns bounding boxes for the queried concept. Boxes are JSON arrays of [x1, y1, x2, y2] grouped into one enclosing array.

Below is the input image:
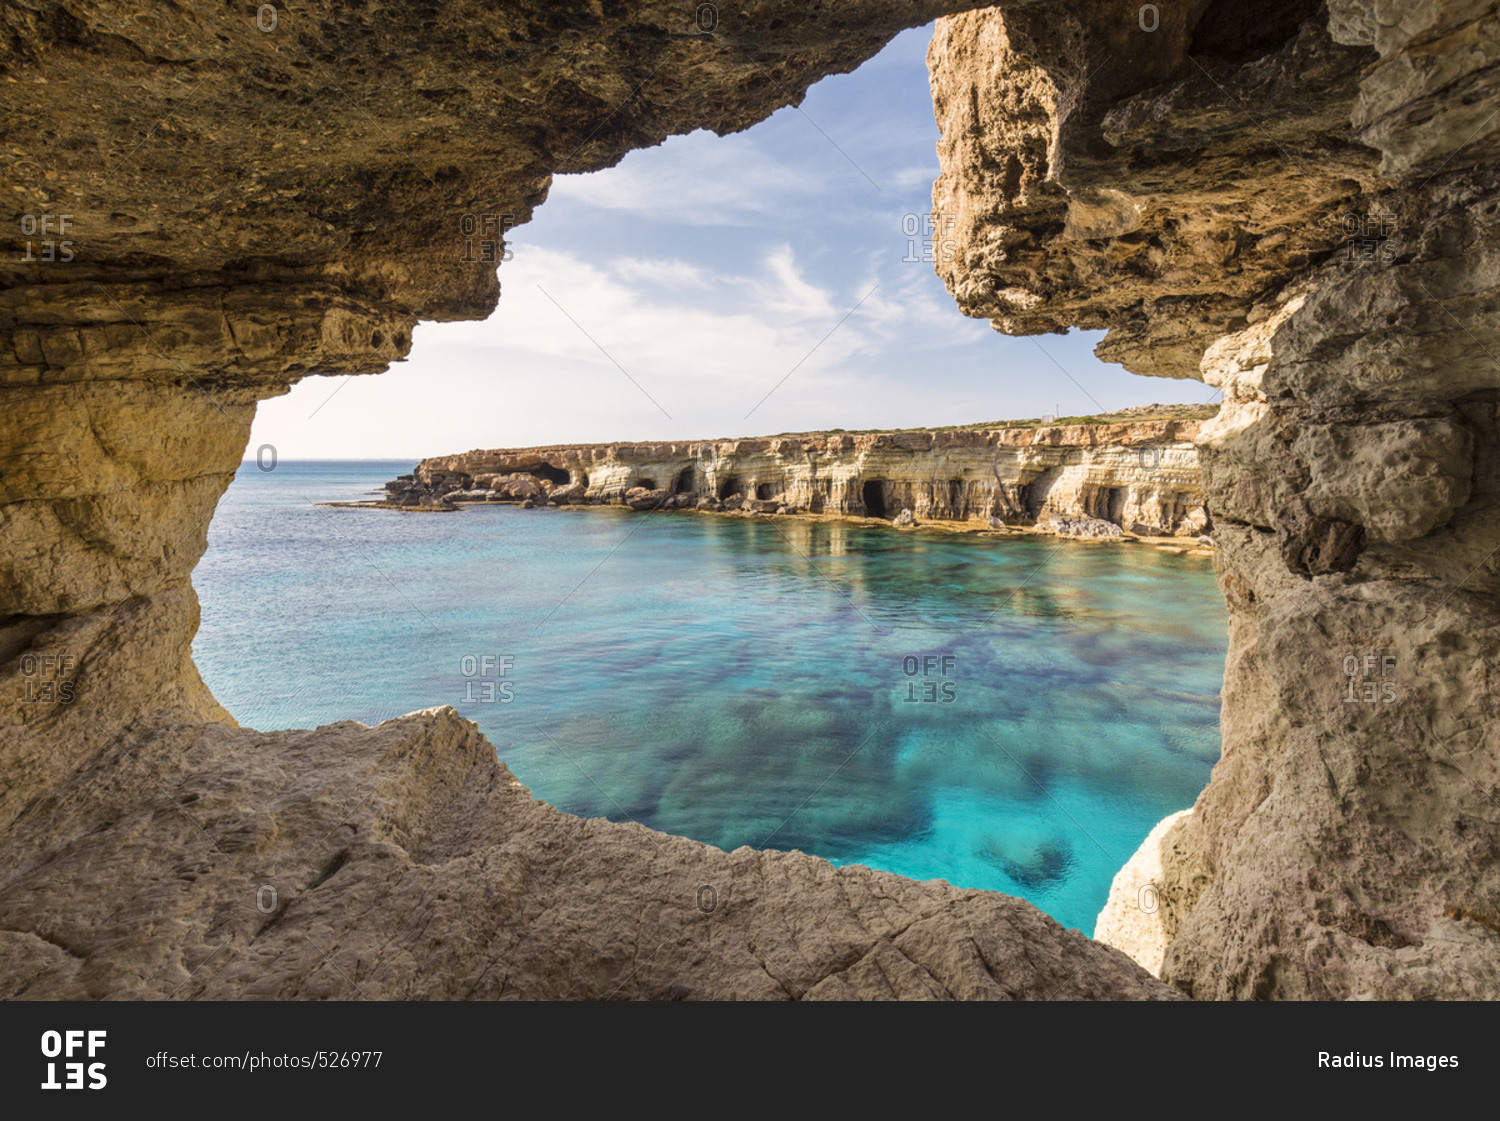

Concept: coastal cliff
[[386, 415, 1209, 537]]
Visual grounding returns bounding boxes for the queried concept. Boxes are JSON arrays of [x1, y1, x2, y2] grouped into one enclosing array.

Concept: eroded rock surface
[[388, 415, 1209, 533], [1094, 809, 1194, 977], [0, 706, 1174, 1000], [932, 2, 1500, 997]]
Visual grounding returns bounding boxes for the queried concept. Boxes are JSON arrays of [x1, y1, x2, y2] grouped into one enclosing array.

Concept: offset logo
[[901, 654, 957, 703], [40, 1030, 106, 1090]]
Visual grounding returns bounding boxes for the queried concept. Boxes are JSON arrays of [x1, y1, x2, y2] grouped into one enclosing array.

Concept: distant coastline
[[335, 404, 1216, 556]]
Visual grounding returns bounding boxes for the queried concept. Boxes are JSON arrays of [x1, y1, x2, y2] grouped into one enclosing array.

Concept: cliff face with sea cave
[[386, 416, 1209, 537]]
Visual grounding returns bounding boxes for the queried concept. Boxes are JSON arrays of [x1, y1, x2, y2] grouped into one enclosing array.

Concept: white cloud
[[251, 242, 986, 456], [749, 244, 838, 322], [887, 164, 939, 194], [548, 128, 820, 225], [609, 257, 714, 290]]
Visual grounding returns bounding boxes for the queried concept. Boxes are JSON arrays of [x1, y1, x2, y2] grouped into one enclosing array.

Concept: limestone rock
[[396, 417, 1208, 533], [1049, 515, 1123, 539], [0, 707, 1176, 1001], [478, 474, 551, 502], [931, 0, 1500, 999], [1094, 809, 1194, 977], [623, 487, 669, 510], [928, 4, 1381, 377]]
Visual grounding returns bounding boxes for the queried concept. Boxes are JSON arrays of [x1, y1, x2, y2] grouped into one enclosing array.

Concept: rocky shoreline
[[359, 414, 1213, 553]]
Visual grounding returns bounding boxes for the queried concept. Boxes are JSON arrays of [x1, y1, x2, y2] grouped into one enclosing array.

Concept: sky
[[251, 25, 1215, 460]]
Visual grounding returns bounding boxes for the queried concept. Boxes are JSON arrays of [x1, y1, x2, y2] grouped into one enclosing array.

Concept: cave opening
[[97, 13, 1249, 999], [1105, 486, 1127, 524], [1022, 468, 1061, 520], [1104, 486, 1128, 525], [1188, 0, 1321, 64], [527, 463, 570, 486]]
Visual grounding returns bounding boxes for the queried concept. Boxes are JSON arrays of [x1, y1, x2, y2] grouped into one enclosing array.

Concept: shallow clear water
[[195, 460, 1227, 933]]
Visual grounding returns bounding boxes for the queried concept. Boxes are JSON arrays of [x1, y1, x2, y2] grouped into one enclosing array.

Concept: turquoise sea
[[194, 460, 1227, 933]]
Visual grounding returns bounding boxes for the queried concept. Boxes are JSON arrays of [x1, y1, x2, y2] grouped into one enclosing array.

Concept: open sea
[[194, 459, 1227, 933]]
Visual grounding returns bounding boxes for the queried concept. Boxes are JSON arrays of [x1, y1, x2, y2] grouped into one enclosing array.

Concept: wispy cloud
[[548, 130, 820, 226]]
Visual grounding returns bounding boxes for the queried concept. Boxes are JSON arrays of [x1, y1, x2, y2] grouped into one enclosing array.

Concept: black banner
[[0, 999, 1482, 1111]]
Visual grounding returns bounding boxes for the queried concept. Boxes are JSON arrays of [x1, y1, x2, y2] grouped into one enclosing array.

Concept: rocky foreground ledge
[[376, 410, 1211, 540], [0, 703, 1174, 1000]]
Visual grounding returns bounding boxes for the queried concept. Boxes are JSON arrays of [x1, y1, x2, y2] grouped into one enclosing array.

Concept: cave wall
[[930, 1, 1500, 997]]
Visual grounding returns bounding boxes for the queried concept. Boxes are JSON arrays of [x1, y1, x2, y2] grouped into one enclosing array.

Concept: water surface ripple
[[196, 461, 1227, 932]]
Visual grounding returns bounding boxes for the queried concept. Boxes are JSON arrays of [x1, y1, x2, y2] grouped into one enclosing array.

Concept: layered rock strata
[[930, 3, 1500, 997], [385, 419, 1208, 535]]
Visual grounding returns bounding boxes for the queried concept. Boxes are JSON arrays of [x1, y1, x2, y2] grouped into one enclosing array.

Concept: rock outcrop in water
[[930, 3, 1500, 998], [384, 416, 1208, 536], [2, 0, 1497, 1001]]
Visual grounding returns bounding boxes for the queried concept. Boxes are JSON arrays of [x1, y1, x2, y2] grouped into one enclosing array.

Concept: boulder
[[1049, 515, 1123, 539], [893, 509, 917, 527], [1175, 508, 1210, 537], [475, 473, 549, 502], [623, 487, 669, 510]]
